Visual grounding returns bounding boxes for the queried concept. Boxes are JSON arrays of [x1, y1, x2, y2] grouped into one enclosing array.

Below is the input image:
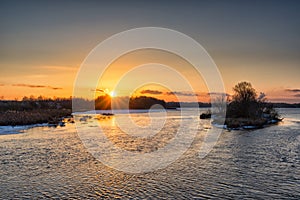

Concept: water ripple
[[0, 109, 300, 199]]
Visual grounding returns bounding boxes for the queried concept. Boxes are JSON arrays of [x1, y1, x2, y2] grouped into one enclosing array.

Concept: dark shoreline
[[224, 117, 282, 130]]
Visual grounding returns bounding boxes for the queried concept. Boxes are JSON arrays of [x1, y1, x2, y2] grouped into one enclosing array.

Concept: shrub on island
[[204, 81, 282, 130]]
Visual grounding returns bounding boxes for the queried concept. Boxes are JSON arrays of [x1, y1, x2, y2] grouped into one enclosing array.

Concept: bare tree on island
[[227, 81, 258, 118], [202, 81, 282, 129], [224, 81, 282, 129]]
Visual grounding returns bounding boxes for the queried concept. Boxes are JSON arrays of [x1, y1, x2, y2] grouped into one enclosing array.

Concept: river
[[0, 108, 299, 199]]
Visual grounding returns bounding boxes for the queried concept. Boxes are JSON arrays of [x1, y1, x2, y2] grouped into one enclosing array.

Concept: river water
[[0, 108, 299, 199]]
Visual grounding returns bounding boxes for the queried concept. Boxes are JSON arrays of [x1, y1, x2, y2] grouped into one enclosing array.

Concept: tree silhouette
[[227, 81, 258, 118], [232, 81, 257, 102], [95, 94, 112, 110], [129, 96, 166, 109]]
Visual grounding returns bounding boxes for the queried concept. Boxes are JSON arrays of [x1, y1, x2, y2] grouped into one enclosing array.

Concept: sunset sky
[[0, 0, 299, 102]]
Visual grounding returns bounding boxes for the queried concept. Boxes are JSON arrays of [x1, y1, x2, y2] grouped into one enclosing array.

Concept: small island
[[206, 81, 283, 130]]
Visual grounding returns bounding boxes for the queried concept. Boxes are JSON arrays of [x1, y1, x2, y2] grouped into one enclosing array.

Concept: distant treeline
[[272, 103, 300, 108], [0, 95, 299, 112], [165, 102, 211, 108], [95, 95, 211, 110], [0, 97, 72, 112], [94, 95, 167, 110]]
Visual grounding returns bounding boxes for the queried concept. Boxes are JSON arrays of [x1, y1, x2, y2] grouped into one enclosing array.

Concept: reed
[[0, 109, 72, 126]]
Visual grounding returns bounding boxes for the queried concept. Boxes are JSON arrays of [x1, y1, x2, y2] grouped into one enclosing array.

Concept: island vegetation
[[211, 81, 283, 129]]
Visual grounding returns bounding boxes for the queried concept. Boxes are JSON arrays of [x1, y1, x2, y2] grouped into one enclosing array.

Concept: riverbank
[[0, 109, 72, 126], [211, 117, 283, 130], [227, 117, 282, 129]]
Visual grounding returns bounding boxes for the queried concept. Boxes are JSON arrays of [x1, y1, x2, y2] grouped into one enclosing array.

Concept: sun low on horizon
[[109, 90, 117, 98]]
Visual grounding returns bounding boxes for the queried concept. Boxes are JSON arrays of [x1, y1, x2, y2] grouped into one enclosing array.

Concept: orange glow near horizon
[[0, 51, 299, 103], [94, 49, 210, 102]]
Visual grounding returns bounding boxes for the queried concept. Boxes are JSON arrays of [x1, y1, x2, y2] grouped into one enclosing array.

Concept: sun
[[109, 91, 116, 97]]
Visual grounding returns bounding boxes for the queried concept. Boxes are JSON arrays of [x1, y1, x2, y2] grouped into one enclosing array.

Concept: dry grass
[[225, 118, 267, 128], [0, 109, 72, 126]]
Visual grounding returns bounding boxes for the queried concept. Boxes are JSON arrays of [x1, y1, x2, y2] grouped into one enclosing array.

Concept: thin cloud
[[13, 84, 45, 88], [207, 92, 230, 96], [40, 65, 78, 71], [165, 91, 199, 96], [285, 89, 300, 93], [92, 89, 105, 93], [0, 84, 5, 86], [51, 87, 62, 90], [294, 94, 300, 97], [12, 84, 62, 90], [140, 89, 163, 95]]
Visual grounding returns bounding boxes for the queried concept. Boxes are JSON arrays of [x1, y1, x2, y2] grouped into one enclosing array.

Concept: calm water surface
[[0, 108, 299, 199]]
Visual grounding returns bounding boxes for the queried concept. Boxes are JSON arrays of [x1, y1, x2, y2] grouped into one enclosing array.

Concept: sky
[[0, 0, 299, 102]]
